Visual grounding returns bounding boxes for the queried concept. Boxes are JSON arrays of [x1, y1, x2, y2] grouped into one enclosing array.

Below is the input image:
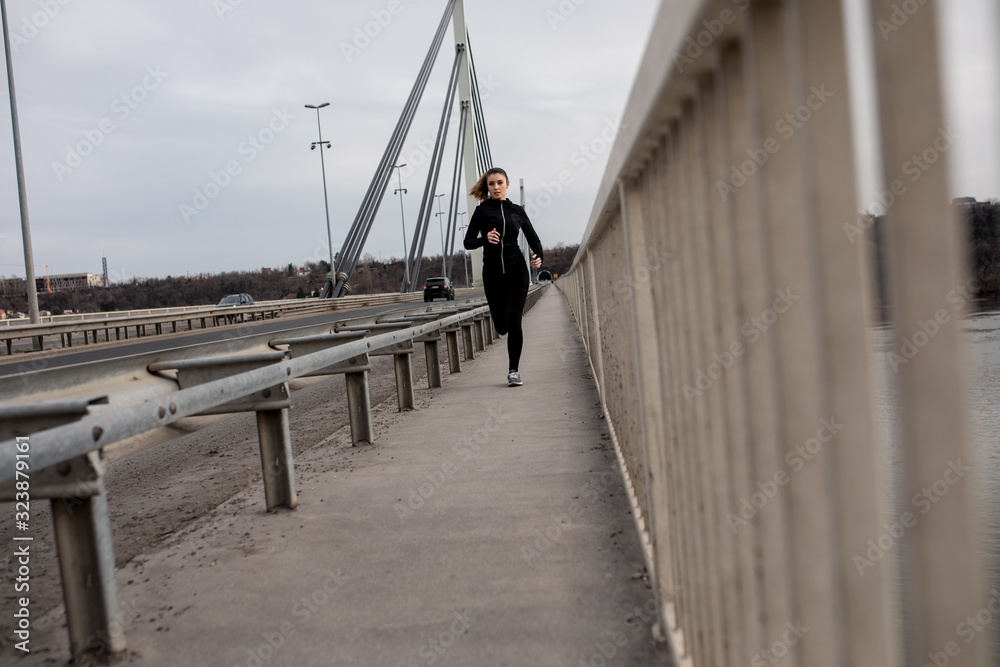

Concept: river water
[[870, 304, 1000, 660]]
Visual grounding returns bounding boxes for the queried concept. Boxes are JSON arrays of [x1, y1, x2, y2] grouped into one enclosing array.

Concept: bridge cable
[[444, 100, 470, 280], [467, 32, 493, 172], [331, 1, 454, 296], [326, 0, 458, 297], [401, 44, 464, 292]]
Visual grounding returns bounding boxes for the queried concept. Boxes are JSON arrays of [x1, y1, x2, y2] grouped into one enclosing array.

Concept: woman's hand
[[530, 253, 542, 269], [487, 228, 500, 244]]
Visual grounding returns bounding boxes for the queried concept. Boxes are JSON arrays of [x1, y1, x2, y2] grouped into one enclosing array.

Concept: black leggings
[[483, 260, 529, 371]]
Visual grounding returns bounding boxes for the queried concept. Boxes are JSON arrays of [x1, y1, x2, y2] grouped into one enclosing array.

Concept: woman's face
[[487, 173, 509, 200]]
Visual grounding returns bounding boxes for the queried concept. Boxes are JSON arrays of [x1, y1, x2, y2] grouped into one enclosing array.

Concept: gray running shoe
[[507, 370, 522, 387]]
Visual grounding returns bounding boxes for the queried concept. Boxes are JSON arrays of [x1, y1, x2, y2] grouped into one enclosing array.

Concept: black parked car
[[423, 277, 454, 301]]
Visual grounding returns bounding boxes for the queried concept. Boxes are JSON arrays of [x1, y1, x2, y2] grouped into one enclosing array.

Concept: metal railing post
[[256, 406, 298, 510], [47, 453, 125, 659], [445, 328, 461, 372], [460, 323, 475, 360], [473, 316, 485, 351], [393, 352, 415, 411], [345, 371, 374, 445], [423, 338, 442, 387]]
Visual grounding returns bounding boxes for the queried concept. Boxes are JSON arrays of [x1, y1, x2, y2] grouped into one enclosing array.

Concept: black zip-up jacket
[[463, 198, 543, 276]]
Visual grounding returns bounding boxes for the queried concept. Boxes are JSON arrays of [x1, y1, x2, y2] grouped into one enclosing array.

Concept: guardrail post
[[52, 493, 125, 658], [445, 328, 461, 372], [394, 353, 415, 411], [256, 406, 298, 510], [483, 315, 493, 345], [473, 317, 485, 351], [460, 323, 475, 360], [345, 370, 374, 444], [422, 338, 442, 387], [44, 453, 126, 659]]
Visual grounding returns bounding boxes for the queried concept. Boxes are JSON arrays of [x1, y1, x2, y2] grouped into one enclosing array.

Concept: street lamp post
[[1, 0, 39, 328], [457, 212, 468, 287], [435, 211, 447, 276], [433, 193, 446, 277], [304, 103, 333, 277], [392, 164, 409, 290]]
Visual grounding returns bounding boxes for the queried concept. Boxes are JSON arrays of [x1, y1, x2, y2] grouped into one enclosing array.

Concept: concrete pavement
[[20, 286, 667, 666]]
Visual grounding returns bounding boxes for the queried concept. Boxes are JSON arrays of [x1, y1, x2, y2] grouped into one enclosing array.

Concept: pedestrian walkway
[[26, 287, 666, 666]]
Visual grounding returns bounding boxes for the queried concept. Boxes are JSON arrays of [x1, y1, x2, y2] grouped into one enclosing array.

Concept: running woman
[[463, 167, 543, 386]]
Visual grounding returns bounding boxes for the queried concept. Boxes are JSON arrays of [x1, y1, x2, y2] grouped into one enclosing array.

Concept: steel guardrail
[[0, 292, 490, 440], [0, 304, 484, 476]]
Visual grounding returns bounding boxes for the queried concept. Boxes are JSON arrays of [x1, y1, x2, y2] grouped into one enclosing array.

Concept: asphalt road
[[0, 295, 484, 378]]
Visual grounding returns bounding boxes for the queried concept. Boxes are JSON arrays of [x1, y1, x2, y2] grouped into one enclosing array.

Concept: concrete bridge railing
[[557, 1, 991, 666]]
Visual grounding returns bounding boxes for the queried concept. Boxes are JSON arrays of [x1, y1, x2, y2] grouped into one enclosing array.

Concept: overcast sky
[[0, 0, 995, 283]]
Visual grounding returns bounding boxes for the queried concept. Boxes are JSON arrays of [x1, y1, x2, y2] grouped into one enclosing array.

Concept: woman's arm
[[520, 213, 544, 263], [463, 208, 486, 250]]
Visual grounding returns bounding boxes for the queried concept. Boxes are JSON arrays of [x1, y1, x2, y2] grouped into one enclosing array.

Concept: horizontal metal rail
[[0, 295, 313, 328], [0, 302, 234, 326], [0, 296, 494, 471]]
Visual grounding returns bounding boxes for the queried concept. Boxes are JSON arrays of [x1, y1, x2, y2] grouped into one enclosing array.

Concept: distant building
[[0, 277, 26, 296], [0, 272, 108, 295]]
